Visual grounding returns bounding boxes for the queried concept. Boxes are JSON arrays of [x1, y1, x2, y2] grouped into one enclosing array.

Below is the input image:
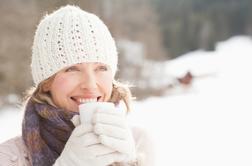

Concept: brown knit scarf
[[22, 99, 78, 166]]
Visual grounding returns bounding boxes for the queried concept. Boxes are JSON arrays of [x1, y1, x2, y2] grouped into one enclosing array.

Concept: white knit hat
[[31, 5, 118, 85]]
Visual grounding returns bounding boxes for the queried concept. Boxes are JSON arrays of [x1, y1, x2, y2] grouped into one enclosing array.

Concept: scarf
[[22, 99, 78, 166]]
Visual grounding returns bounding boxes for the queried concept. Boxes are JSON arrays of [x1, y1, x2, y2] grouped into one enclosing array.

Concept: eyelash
[[64, 65, 108, 72], [96, 65, 108, 71], [65, 67, 78, 72]]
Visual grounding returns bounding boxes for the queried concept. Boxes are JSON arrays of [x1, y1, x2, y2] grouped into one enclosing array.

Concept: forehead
[[75, 62, 106, 66], [56, 62, 111, 74], [61, 62, 108, 69]]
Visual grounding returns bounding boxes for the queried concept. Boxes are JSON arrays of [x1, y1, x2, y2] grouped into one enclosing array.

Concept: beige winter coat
[[0, 127, 154, 166]]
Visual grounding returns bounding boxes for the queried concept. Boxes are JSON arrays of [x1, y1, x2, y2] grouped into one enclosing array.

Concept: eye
[[96, 65, 108, 71], [65, 66, 79, 72]]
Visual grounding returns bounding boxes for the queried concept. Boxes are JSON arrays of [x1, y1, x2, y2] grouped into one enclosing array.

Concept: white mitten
[[53, 123, 126, 166], [93, 107, 137, 162]]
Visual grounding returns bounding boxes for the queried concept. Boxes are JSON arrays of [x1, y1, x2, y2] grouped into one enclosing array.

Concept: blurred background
[[1, 0, 252, 165], [1, 0, 252, 103]]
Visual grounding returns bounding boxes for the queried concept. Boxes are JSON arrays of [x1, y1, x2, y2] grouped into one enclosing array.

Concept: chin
[[70, 107, 79, 112], [64, 105, 78, 112]]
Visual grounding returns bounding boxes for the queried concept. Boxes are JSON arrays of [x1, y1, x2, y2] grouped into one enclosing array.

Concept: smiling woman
[[0, 5, 154, 166], [45, 63, 113, 112]]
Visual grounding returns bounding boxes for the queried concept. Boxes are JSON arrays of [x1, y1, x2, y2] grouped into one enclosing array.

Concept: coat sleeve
[[0, 137, 29, 166], [0, 140, 19, 166]]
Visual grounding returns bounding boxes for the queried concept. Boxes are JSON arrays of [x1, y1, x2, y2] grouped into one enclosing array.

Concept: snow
[[128, 36, 252, 166], [0, 36, 252, 165], [0, 106, 23, 143]]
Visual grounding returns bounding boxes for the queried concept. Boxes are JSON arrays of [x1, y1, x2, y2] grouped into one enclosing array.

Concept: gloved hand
[[53, 123, 126, 166], [93, 107, 137, 162]]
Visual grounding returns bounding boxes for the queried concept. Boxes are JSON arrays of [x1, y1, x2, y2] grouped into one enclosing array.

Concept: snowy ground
[[1, 36, 252, 165], [0, 106, 23, 143]]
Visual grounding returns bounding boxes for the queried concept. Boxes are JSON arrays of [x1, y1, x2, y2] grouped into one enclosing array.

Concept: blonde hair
[[25, 76, 133, 112]]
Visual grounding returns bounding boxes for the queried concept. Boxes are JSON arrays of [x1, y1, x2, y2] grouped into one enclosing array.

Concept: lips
[[70, 96, 102, 105]]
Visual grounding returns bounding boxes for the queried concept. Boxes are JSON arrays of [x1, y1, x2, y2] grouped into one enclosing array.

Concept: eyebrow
[[76, 62, 101, 65], [73, 62, 107, 67]]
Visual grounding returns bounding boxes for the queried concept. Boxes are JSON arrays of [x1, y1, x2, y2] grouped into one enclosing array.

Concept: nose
[[80, 70, 97, 90]]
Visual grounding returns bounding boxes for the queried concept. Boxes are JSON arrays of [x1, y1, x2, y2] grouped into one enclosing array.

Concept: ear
[[42, 79, 52, 92]]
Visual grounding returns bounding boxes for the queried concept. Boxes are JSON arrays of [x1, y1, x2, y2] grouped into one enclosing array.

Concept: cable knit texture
[[31, 5, 118, 85]]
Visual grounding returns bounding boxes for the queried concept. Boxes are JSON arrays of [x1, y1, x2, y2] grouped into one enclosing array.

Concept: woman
[[0, 5, 154, 166]]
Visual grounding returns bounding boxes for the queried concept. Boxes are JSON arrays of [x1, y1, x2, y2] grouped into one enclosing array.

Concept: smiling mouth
[[70, 96, 102, 105]]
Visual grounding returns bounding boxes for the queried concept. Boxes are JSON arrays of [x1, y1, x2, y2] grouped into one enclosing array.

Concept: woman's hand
[[54, 123, 126, 166], [93, 107, 137, 162]]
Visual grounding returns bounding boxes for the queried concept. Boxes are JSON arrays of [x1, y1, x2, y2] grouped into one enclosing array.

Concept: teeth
[[79, 98, 97, 104]]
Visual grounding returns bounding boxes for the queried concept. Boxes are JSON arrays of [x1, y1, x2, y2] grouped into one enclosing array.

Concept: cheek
[[98, 74, 113, 97], [105, 80, 113, 95], [51, 75, 77, 97]]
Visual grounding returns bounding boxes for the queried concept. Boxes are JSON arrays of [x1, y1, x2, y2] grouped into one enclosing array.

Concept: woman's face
[[47, 62, 113, 112]]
